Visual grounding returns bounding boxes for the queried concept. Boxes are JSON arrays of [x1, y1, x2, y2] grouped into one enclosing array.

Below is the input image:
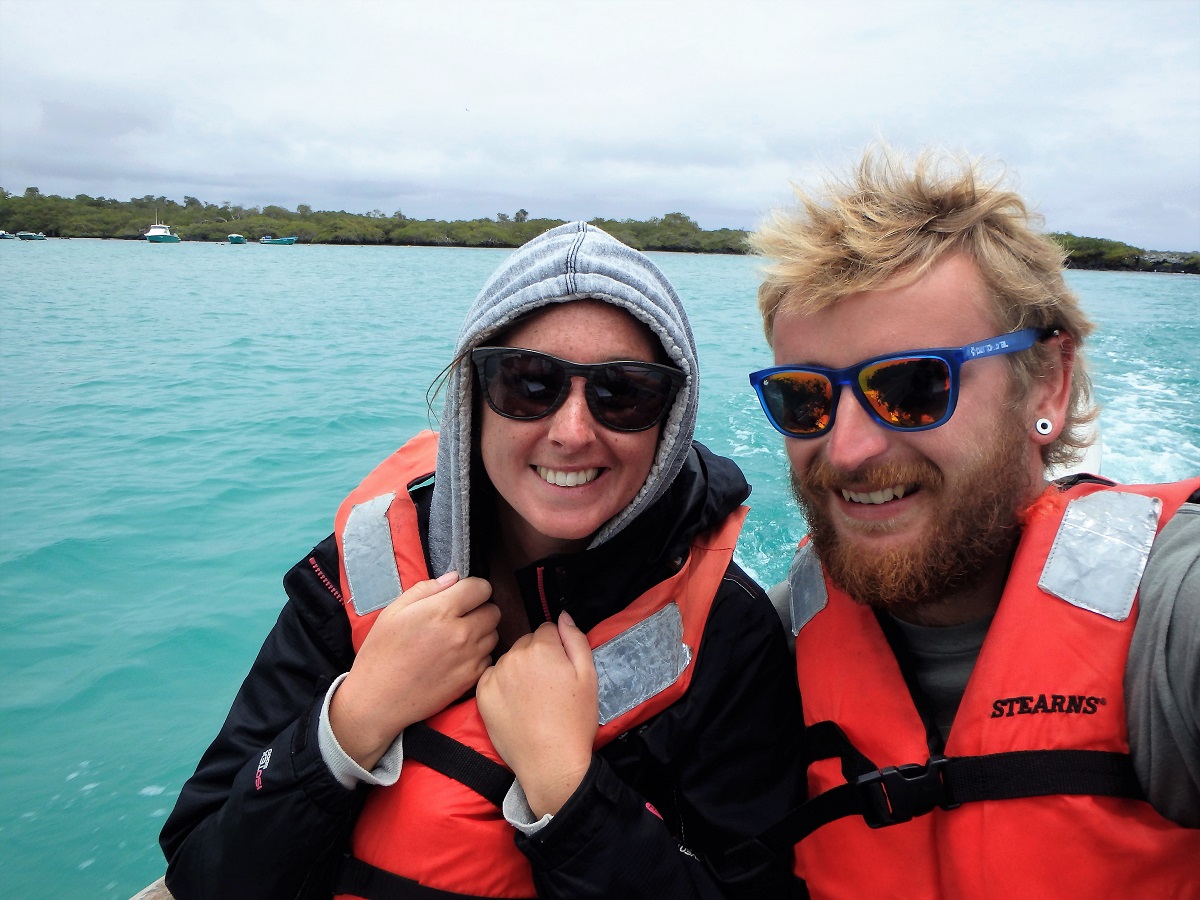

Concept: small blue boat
[[259, 235, 298, 245]]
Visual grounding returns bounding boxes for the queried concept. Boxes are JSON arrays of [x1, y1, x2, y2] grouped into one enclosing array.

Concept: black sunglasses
[[749, 328, 1050, 438], [471, 347, 685, 432]]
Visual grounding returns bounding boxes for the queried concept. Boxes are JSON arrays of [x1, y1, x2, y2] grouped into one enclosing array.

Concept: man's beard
[[791, 421, 1031, 612]]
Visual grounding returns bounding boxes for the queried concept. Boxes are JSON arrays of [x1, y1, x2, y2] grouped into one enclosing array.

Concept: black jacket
[[160, 444, 805, 899]]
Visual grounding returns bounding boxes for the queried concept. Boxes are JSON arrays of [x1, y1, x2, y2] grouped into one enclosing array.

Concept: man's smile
[[840, 483, 919, 505]]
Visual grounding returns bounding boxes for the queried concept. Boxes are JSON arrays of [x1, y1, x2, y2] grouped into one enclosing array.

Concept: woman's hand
[[329, 572, 500, 770], [477, 612, 599, 818]]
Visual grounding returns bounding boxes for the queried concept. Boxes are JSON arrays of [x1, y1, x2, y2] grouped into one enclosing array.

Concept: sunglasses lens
[[590, 364, 677, 430], [859, 357, 950, 428], [759, 371, 834, 436], [484, 353, 567, 419]]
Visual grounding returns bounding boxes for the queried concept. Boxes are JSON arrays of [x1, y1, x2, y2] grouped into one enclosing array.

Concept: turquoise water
[[1, 239, 1197, 898]]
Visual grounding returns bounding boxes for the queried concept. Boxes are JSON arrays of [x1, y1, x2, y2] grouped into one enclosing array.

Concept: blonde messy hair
[[750, 144, 1098, 469]]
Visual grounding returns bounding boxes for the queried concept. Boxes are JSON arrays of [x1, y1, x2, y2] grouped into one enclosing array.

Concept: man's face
[[771, 254, 1046, 615]]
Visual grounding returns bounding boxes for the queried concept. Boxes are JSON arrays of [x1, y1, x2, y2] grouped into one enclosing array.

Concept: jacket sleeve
[[160, 535, 365, 900], [516, 562, 807, 899]]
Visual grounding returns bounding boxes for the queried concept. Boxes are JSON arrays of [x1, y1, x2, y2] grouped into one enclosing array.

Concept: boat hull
[[146, 234, 181, 243]]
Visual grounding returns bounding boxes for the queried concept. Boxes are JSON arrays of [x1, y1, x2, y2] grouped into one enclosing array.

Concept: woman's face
[[479, 300, 664, 565]]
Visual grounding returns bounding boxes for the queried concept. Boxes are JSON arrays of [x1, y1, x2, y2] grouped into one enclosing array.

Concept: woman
[[160, 222, 804, 899]]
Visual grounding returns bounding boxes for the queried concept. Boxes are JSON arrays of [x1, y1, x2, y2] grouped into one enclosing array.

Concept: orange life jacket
[[329, 430, 747, 899], [787, 477, 1200, 899]]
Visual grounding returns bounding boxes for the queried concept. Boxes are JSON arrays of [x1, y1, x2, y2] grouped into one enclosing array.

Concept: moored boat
[[0, 230, 16, 239], [146, 220, 181, 243], [259, 235, 298, 245], [227, 234, 247, 244], [17, 231, 47, 240]]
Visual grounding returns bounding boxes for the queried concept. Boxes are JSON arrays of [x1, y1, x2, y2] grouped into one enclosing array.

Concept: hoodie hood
[[429, 221, 700, 577]]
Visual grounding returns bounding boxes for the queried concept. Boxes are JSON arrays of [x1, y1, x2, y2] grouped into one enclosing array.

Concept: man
[[746, 147, 1199, 898]]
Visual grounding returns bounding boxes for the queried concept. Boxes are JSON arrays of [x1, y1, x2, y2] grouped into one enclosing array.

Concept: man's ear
[[1030, 331, 1074, 445]]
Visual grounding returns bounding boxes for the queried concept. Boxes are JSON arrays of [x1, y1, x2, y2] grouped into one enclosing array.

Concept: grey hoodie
[[428, 221, 700, 578]]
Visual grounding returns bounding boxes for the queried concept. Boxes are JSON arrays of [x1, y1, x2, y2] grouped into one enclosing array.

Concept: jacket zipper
[[309, 556, 344, 604], [535, 566, 552, 622]]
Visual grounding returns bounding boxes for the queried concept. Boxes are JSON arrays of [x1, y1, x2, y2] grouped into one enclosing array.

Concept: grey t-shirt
[[882, 612, 993, 748]]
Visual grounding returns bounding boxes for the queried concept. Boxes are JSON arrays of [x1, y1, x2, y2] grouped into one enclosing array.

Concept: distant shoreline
[[14, 235, 1200, 275], [2, 189, 1197, 272]]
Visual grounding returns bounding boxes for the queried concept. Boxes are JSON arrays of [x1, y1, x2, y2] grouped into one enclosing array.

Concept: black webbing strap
[[402, 721, 514, 809], [945, 748, 1142, 803], [334, 855, 534, 900], [722, 741, 1143, 871]]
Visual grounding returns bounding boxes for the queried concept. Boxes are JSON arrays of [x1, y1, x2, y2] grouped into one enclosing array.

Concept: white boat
[[146, 219, 181, 243]]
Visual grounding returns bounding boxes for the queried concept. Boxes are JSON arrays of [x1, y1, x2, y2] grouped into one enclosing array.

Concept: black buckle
[[855, 755, 957, 828]]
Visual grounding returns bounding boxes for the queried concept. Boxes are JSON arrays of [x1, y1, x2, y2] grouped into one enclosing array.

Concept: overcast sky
[[2, 0, 1198, 250]]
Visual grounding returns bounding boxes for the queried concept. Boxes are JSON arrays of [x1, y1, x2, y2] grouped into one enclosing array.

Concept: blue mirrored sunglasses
[[749, 328, 1050, 439]]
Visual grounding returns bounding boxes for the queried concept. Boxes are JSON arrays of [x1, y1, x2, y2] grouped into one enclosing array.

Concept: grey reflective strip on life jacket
[[788, 541, 828, 636], [343, 492, 403, 616], [594, 602, 690, 725], [1039, 491, 1162, 621]]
